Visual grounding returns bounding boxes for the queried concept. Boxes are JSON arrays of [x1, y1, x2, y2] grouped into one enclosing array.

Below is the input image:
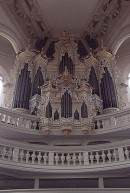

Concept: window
[[127, 73, 130, 103], [0, 76, 4, 106], [128, 73, 130, 87], [0, 76, 3, 93]]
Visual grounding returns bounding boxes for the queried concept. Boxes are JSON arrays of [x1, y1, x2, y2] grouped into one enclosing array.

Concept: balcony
[[93, 108, 130, 135], [1, 107, 130, 138], [0, 138, 130, 175]]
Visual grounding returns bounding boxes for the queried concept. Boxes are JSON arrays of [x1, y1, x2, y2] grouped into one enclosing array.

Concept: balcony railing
[[1, 106, 130, 134], [0, 138, 130, 172], [0, 107, 40, 130], [94, 108, 130, 131]]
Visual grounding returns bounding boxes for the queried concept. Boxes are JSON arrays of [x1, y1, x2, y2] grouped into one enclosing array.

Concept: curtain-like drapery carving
[[32, 67, 44, 96], [59, 53, 74, 75], [88, 66, 99, 96], [100, 67, 118, 109], [81, 101, 88, 118], [13, 63, 31, 109], [45, 101, 52, 118], [61, 90, 72, 118]]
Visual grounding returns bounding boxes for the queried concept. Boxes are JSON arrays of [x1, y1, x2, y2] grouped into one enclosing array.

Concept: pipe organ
[[9, 32, 123, 136]]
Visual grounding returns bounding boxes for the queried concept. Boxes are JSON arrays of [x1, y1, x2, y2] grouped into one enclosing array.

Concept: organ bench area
[[10, 32, 120, 136]]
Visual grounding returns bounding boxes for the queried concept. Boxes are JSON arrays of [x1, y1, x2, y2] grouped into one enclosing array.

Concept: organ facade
[[5, 32, 126, 137]]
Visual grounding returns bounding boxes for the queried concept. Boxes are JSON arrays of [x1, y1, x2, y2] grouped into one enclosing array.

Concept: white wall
[[116, 37, 130, 107], [0, 35, 15, 107]]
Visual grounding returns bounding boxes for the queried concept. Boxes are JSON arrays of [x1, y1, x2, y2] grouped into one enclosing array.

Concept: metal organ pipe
[[74, 110, 79, 120], [26, 72, 31, 109], [14, 74, 20, 108], [66, 91, 68, 118], [32, 67, 44, 96], [13, 63, 32, 109], [88, 66, 99, 96], [45, 101, 52, 118], [59, 53, 75, 75], [18, 69, 24, 108], [61, 91, 72, 118], [23, 70, 28, 108], [100, 67, 117, 109], [20, 64, 28, 107], [101, 74, 108, 108], [81, 102, 88, 118], [105, 67, 112, 107]]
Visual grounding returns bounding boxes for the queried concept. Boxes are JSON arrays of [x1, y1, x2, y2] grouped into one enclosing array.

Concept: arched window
[[0, 76, 3, 92]]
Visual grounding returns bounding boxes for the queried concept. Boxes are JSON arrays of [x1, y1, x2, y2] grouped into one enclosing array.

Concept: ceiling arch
[[111, 24, 130, 55], [0, 23, 24, 54]]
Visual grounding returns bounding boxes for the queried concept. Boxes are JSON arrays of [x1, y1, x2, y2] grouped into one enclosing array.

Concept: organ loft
[[5, 31, 126, 139]]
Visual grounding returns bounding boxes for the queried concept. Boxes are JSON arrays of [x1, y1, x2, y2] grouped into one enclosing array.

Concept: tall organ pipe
[[32, 67, 44, 96], [59, 53, 74, 75], [45, 101, 52, 118], [88, 66, 99, 95], [100, 67, 117, 109], [13, 63, 31, 109], [61, 90, 72, 118], [81, 102, 88, 118]]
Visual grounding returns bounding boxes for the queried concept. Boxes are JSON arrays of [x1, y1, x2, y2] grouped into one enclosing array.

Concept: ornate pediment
[[57, 67, 76, 87]]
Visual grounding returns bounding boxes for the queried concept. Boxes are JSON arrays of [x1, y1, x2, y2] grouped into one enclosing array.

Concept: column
[[49, 151, 54, 165], [98, 177, 104, 188], [83, 151, 89, 165], [118, 147, 125, 161], [13, 147, 19, 162], [34, 178, 39, 189]]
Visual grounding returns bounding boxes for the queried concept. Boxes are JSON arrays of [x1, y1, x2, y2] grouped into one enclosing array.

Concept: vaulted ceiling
[[0, 0, 129, 54], [35, 0, 102, 37]]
